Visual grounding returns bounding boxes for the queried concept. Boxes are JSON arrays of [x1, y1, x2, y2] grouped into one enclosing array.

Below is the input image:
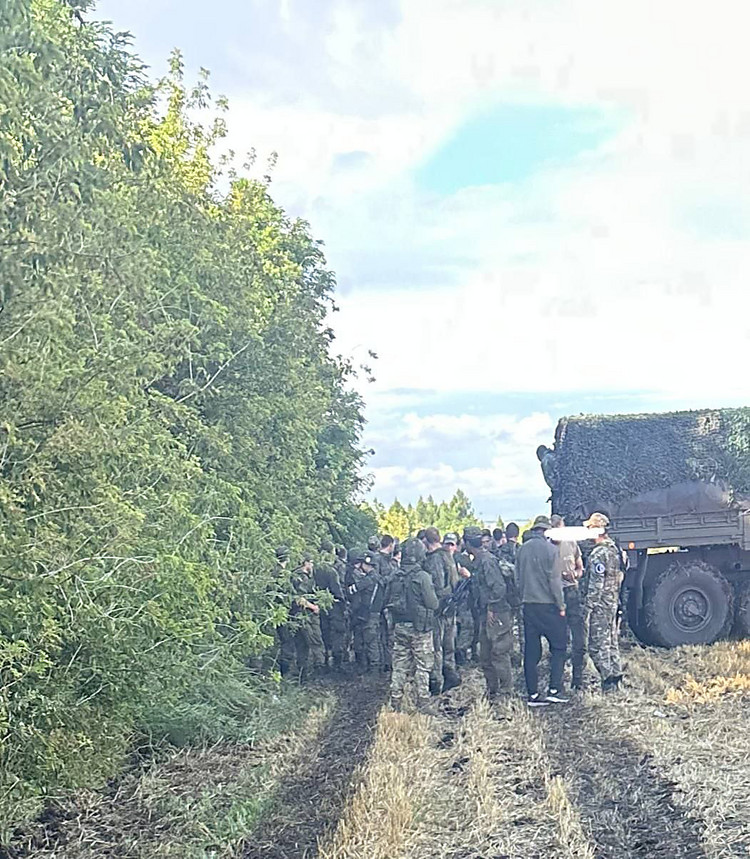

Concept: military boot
[[442, 669, 462, 693]]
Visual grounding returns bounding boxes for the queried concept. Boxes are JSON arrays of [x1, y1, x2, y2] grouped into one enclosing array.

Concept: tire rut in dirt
[[244, 675, 387, 859], [538, 703, 706, 858]]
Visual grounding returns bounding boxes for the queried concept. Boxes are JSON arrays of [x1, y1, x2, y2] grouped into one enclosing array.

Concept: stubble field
[[10, 639, 750, 859]]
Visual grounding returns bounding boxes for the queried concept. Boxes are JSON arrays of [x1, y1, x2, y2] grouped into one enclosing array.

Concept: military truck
[[544, 408, 750, 647]]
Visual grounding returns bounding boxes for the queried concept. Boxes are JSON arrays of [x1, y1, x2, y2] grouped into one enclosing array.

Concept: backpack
[[386, 570, 411, 621]]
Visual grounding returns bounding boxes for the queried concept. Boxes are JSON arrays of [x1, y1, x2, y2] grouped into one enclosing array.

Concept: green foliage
[[373, 491, 484, 540], [0, 0, 367, 834]]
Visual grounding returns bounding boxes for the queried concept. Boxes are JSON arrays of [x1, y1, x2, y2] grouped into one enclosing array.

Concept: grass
[[9, 640, 750, 858], [11, 683, 333, 859]]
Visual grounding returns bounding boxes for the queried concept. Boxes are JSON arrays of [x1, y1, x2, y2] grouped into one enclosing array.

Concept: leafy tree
[[0, 0, 369, 830], [378, 499, 412, 540], [373, 490, 484, 540]]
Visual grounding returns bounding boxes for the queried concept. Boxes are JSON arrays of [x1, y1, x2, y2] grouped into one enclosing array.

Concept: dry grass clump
[[661, 639, 750, 705], [601, 643, 750, 856], [317, 709, 432, 859], [665, 672, 750, 704]]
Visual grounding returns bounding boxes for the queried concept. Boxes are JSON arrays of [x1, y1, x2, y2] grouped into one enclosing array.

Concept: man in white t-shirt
[[550, 514, 585, 690]]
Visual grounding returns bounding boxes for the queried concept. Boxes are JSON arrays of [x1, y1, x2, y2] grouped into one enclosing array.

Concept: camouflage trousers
[[431, 615, 457, 682], [456, 603, 475, 654], [381, 611, 395, 671], [586, 591, 621, 681], [479, 610, 513, 695], [564, 586, 586, 685], [278, 616, 325, 677], [352, 614, 381, 669], [390, 623, 434, 707], [321, 604, 347, 667]]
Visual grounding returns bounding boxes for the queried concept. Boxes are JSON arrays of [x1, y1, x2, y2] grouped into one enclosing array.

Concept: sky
[[96, 0, 750, 522]]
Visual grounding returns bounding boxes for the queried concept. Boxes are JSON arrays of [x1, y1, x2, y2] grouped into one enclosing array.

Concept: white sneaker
[[527, 693, 550, 707], [546, 690, 570, 704]]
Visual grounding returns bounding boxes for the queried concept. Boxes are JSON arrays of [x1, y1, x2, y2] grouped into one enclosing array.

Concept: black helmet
[[401, 537, 426, 565]]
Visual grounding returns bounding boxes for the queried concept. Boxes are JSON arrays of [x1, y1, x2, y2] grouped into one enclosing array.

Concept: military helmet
[[275, 545, 291, 562], [319, 539, 334, 554], [401, 537, 426, 565]]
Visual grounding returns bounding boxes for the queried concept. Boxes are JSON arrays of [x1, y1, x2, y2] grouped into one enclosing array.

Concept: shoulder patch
[[594, 562, 606, 574]]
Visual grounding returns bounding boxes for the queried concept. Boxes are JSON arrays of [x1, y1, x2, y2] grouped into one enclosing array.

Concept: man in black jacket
[[464, 526, 517, 700], [515, 516, 568, 706]]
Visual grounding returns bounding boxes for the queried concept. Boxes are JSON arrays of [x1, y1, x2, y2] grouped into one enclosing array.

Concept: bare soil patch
[[244, 674, 388, 859], [538, 696, 706, 858]]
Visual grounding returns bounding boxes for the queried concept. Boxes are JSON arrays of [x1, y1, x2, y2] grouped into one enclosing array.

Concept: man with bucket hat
[[515, 515, 568, 706]]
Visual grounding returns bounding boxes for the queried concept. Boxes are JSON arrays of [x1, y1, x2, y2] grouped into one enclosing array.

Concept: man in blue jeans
[[515, 515, 568, 706]]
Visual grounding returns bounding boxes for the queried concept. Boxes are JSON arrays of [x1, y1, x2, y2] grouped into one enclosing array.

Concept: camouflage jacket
[[498, 540, 519, 564], [314, 561, 345, 605], [582, 538, 622, 608], [423, 547, 454, 601], [469, 548, 515, 616], [289, 568, 317, 618]]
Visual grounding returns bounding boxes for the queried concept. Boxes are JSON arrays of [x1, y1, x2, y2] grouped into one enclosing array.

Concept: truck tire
[[736, 582, 750, 638], [626, 582, 662, 646], [644, 559, 733, 647]]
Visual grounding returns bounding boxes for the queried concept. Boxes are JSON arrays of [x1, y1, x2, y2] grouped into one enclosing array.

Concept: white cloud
[[220, 0, 750, 505], [367, 410, 555, 518], [99, 0, 750, 508]]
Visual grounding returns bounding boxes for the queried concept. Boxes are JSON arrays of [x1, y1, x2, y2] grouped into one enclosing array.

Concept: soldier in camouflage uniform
[[386, 538, 439, 711], [334, 546, 351, 662], [284, 554, 325, 679], [454, 541, 479, 664], [499, 522, 523, 662], [423, 527, 457, 694], [582, 512, 624, 691], [439, 532, 463, 690], [378, 536, 399, 672], [464, 526, 517, 699], [315, 541, 348, 672], [347, 548, 384, 673], [274, 545, 296, 677]]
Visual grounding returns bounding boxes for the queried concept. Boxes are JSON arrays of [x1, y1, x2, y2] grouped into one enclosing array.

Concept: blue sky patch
[[416, 103, 618, 195]]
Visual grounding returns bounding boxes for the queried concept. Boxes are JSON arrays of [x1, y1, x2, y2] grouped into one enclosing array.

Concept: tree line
[[363, 490, 504, 540], [0, 0, 376, 832]]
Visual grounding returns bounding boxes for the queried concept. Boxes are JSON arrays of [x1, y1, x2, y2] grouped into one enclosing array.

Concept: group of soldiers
[[273, 513, 624, 710]]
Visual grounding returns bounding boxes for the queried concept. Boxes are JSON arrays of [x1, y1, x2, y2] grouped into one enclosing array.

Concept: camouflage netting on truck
[[551, 408, 750, 521]]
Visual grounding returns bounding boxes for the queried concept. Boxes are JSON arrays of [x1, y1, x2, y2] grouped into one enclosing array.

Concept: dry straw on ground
[[8, 640, 750, 858]]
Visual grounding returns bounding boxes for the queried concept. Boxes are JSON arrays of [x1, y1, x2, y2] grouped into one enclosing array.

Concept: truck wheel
[[626, 582, 661, 646], [736, 582, 750, 638], [644, 559, 733, 647]]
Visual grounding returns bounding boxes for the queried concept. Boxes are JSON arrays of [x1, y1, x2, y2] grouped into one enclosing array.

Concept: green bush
[[0, 0, 368, 833]]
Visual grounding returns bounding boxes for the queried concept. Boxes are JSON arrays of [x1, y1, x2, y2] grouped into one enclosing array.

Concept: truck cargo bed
[[612, 508, 750, 551]]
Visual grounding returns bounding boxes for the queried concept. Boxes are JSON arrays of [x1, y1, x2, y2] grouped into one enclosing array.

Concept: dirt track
[[8, 642, 750, 858], [245, 674, 388, 859]]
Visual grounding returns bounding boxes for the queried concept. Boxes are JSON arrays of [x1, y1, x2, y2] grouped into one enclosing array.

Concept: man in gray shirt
[[515, 515, 568, 705]]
